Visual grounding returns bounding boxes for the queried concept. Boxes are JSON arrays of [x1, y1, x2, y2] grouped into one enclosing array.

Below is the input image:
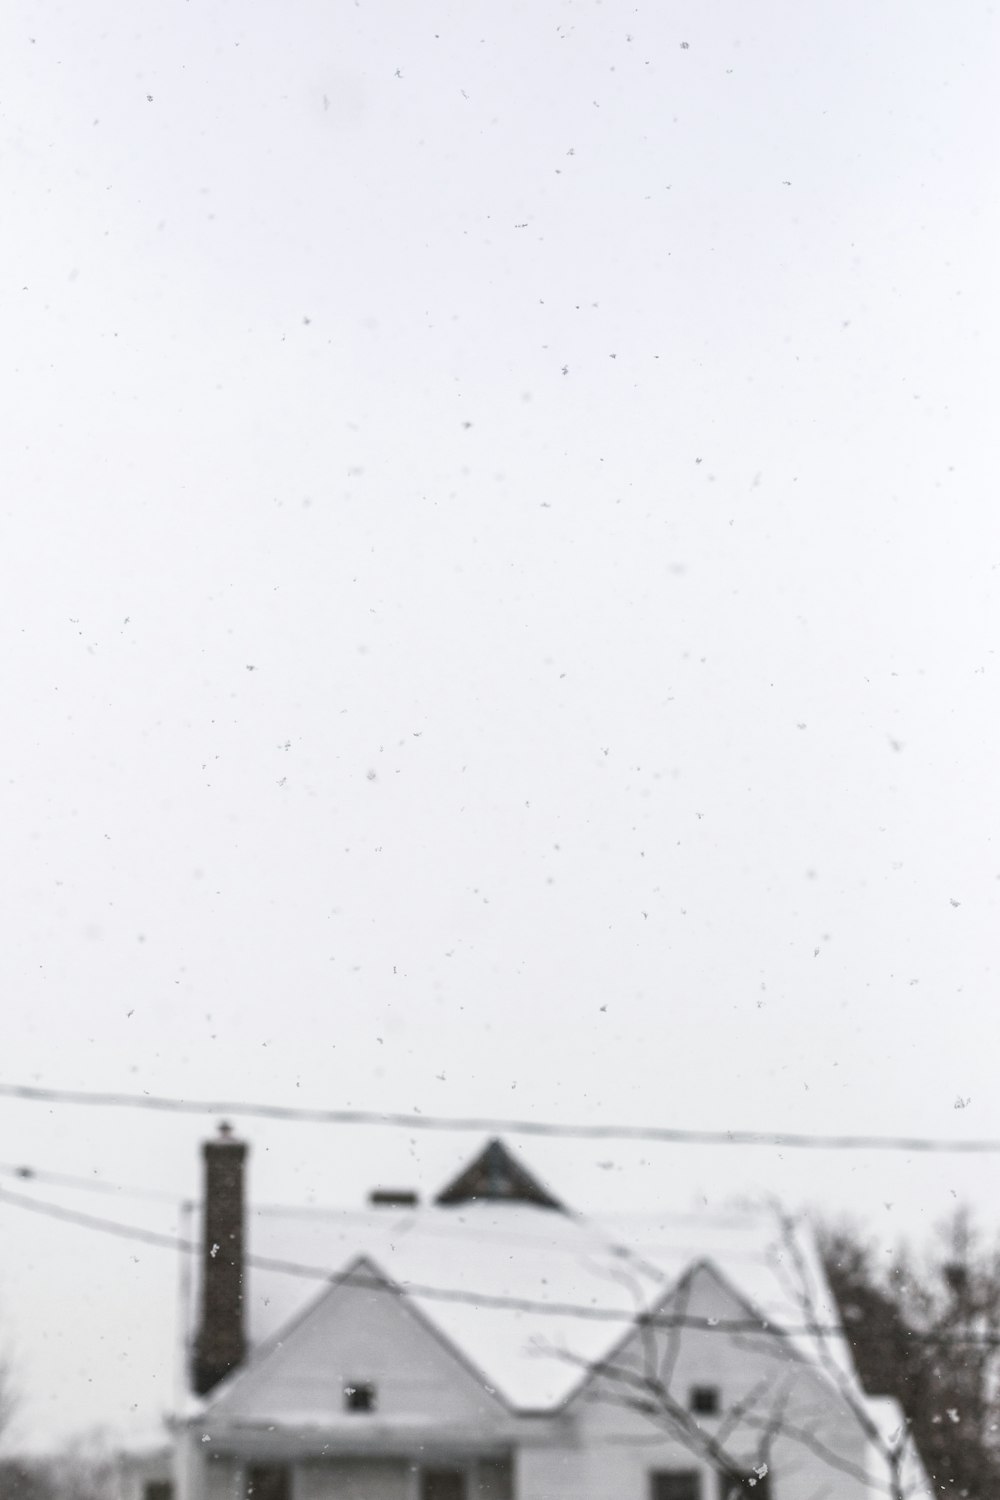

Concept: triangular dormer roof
[[434, 1138, 563, 1210]]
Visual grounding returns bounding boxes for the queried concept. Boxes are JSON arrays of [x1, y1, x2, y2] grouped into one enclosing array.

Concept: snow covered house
[[130, 1128, 928, 1500]]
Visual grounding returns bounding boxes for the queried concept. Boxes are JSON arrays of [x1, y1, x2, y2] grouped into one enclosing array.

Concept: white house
[[125, 1129, 928, 1500]]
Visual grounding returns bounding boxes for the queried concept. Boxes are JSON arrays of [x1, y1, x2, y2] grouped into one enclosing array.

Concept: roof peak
[[435, 1138, 563, 1210]]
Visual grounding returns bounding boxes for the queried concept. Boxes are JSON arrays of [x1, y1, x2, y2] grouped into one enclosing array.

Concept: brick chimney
[[192, 1122, 247, 1395]]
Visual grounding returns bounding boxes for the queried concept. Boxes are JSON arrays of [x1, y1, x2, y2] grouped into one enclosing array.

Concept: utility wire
[[2, 1183, 998, 1352], [0, 1080, 997, 1154], [0, 1160, 181, 1205], [0, 1161, 789, 1262]]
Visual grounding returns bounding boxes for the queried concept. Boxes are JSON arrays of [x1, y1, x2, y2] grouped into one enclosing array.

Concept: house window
[[421, 1469, 468, 1500], [343, 1379, 377, 1412], [144, 1485, 173, 1500], [651, 1472, 701, 1500], [690, 1384, 721, 1415], [245, 1467, 291, 1500], [474, 1458, 513, 1499]]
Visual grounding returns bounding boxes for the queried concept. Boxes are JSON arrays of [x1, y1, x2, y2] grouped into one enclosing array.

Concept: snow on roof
[[192, 1190, 859, 1413], [595, 1208, 858, 1379]]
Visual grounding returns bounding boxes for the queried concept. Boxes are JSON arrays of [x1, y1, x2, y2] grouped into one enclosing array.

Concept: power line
[[0, 1183, 189, 1253], [0, 1161, 783, 1262], [1, 1182, 999, 1352], [0, 1160, 181, 1205], [0, 1080, 997, 1154]]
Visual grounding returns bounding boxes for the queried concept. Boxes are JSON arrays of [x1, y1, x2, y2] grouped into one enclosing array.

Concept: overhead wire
[[0, 1080, 997, 1154], [0, 1159, 797, 1265], [0, 1159, 183, 1204], [2, 1182, 998, 1352]]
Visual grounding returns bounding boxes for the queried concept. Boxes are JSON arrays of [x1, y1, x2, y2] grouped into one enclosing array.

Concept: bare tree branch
[[657, 1271, 693, 1396], [543, 1212, 933, 1499]]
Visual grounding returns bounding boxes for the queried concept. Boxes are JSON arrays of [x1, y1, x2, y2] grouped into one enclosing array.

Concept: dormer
[[435, 1138, 563, 1210]]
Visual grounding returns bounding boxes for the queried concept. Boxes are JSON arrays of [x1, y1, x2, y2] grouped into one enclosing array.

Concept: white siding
[[181, 1257, 884, 1500], [517, 1443, 669, 1500], [117, 1449, 174, 1500], [175, 1433, 243, 1500], [208, 1261, 504, 1434], [557, 1263, 874, 1500], [296, 1457, 410, 1500], [294, 1458, 511, 1500], [204, 1456, 244, 1500]]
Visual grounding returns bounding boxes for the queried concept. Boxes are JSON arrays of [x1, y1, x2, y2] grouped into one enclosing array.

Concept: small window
[[421, 1471, 468, 1500], [651, 1472, 701, 1500], [144, 1485, 173, 1500], [474, 1458, 513, 1499], [343, 1379, 377, 1412], [245, 1467, 291, 1500], [690, 1384, 721, 1415]]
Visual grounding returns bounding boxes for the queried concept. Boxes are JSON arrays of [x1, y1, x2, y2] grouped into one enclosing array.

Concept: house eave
[[181, 1412, 573, 1461]]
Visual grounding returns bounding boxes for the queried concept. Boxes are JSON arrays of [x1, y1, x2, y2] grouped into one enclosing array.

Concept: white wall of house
[[294, 1457, 514, 1500], [204, 1456, 244, 1500], [175, 1431, 244, 1500], [174, 1258, 887, 1500], [296, 1457, 410, 1500], [117, 1446, 174, 1500], [206, 1259, 508, 1437], [176, 1261, 523, 1500], [518, 1263, 875, 1500], [179, 1451, 517, 1500]]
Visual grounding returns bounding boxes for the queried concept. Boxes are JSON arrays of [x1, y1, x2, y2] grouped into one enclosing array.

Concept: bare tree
[[545, 1218, 931, 1499], [821, 1209, 1000, 1499], [769, 1206, 923, 1500]]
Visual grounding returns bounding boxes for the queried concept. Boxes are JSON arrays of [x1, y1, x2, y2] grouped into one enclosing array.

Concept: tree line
[[820, 1209, 1000, 1497]]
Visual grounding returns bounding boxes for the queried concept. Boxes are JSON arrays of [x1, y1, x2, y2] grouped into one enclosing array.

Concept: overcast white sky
[[1, 0, 998, 1454]]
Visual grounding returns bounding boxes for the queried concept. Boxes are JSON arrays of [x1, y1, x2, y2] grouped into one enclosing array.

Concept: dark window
[[144, 1486, 173, 1500], [651, 1472, 701, 1500], [421, 1469, 468, 1500], [245, 1468, 291, 1500], [690, 1384, 721, 1415], [343, 1379, 377, 1412], [474, 1458, 513, 1499]]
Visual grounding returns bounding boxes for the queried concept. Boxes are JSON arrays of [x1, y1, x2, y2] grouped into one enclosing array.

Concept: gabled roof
[[188, 1141, 859, 1417], [199, 1253, 513, 1423], [435, 1139, 563, 1210], [556, 1253, 852, 1415]]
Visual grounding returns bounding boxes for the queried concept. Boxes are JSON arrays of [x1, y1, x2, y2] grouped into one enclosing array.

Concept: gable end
[[435, 1139, 563, 1210]]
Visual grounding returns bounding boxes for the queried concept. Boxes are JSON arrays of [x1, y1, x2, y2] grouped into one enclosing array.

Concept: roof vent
[[368, 1189, 419, 1209]]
